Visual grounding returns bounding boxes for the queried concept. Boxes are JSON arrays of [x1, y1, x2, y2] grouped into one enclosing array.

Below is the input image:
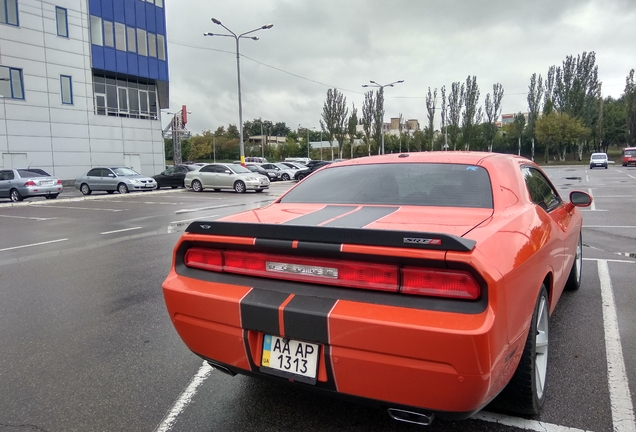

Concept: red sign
[[182, 105, 188, 125]]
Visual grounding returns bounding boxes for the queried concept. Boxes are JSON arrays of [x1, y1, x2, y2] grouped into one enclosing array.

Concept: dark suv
[[294, 161, 332, 181]]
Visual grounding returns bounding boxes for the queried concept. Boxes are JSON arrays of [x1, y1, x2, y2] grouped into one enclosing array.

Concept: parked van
[[622, 147, 636, 166], [245, 157, 268, 163]]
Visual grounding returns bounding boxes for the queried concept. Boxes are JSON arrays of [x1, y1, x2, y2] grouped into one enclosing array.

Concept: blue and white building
[[0, 0, 169, 179]]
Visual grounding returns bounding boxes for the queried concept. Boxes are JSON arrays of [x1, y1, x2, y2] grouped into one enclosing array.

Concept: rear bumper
[[19, 185, 63, 197], [162, 269, 518, 418]]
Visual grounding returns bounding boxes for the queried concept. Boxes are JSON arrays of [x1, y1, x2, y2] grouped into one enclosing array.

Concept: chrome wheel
[[234, 181, 246, 193], [534, 293, 549, 401], [192, 180, 203, 192], [281, 173, 290, 181], [118, 183, 128, 194], [80, 184, 91, 195], [10, 189, 23, 202]]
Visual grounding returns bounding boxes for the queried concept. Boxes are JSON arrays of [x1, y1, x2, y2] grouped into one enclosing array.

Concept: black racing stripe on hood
[[240, 289, 288, 336], [322, 206, 399, 228], [283, 205, 355, 226], [283, 295, 337, 344]]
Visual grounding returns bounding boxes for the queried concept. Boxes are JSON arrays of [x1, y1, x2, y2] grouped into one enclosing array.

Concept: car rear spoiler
[[185, 221, 476, 252]]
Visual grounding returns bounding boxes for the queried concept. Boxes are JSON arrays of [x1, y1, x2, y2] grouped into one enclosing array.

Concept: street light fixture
[[204, 19, 273, 165], [362, 80, 404, 155]]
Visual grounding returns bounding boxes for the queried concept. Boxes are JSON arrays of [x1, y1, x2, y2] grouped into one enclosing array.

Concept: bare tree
[[527, 73, 544, 161], [425, 87, 438, 151], [361, 90, 374, 155], [544, 65, 556, 115], [321, 88, 348, 160], [483, 83, 504, 152]]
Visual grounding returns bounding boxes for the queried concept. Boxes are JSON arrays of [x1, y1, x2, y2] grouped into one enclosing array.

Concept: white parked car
[[589, 153, 608, 169], [185, 163, 269, 193]]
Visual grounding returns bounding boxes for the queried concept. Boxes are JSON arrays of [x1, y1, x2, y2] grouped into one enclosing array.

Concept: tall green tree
[[484, 83, 504, 152], [527, 73, 544, 161], [361, 90, 374, 156], [461, 76, 481, 151], [373, 87, 385, 155], [425, 87, 438, 151], [347, 104, 358, 159], [448, 81, 464, 150], [625, 69, 636, 146], [512, 113, 526, 156], [321, 88, 348, 160]]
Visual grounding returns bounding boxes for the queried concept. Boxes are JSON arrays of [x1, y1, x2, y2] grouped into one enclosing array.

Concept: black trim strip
[[283, 205, 355, 226], [239, 289, 287, 336], [255, 239, 294, 249], [185, 221, 476, 252], [283, 295, 336, 344], [323, 206, 399, 228], [296, 241, 341, 252]]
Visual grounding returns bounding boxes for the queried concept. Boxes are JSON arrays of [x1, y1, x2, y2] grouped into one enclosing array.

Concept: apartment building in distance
[[0, 0, 169, 179]]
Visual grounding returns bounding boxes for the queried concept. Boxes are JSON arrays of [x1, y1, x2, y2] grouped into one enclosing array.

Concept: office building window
[[115, 22, 126, 51], [90, 16, 103, 45], [148, 33, 157, 58], [137, 28, 147, 56], [55, 6, 68, 37], [0, 65, 24, 99], [157, 34, 165, 60], [60, 75, 73, 104], [156, 0, 163, 7], [1, 0, 19, 26], [103, 20, 114, 48], [127, 26, 136, 53], [93, 73, 158, 120]]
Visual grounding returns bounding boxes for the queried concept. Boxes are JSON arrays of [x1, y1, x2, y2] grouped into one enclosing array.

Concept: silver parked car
[[185, 163, 269, 193], [260, 163, 298, 181], [0, 168, 63, 202], [74, 167, 157, 195]]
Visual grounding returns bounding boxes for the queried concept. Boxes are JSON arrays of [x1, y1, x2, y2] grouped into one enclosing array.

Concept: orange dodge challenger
[[162, 152, 592, 425]]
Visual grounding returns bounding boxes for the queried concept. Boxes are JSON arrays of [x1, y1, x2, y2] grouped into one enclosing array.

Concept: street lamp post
[[204, 19, 273, 165], [361, 80, 404, 155]]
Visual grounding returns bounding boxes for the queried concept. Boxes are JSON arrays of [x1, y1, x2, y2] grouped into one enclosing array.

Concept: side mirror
[[225, 170, 231, 174], [566, 190, 592, 211], [108, 173, 115, 178]]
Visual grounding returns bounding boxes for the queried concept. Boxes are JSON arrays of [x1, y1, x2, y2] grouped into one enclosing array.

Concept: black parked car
[[294, 161, 332, 181], [244, 164, 273, 180], [153, 165, 197, 189]]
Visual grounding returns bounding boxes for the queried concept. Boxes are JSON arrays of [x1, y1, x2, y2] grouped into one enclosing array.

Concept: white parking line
[[0, 214, 57, 221], [170, 215, 219, 225], [100, 227, 142, 235], [475, 412, 593, 431], [584, 226, 636, 229], [588, 188, 596, 211], [32, 205, 126, 212], [628, 175, 636, 180], [175, 204, 232, 214], [154, 362, 213, 432], [597, 260, 636, 432], [0, 238, 68, 252]]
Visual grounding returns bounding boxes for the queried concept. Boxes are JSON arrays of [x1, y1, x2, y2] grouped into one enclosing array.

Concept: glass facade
[[93, 73, 158, 120], [56, 7, 68, 37], [0, 65, 24, 99]]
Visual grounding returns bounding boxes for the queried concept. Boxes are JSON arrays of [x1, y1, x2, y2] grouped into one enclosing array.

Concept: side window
[[1, 0, 19, 26], [87, 168, 101, 177], [56, 7, 68, 37], [164, 167, 176, 175], [102, 168, 114, 177], [90, 16, 103, 45], [522, 166, 562, 212], [200, 165, 214, 173], [0, 170, 15, 180], [60, 75, 73, 104]]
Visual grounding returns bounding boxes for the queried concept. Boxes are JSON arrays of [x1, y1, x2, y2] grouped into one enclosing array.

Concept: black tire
[[492, 285, 549, 415], [565, 233, 582, 291], [117, 183, 129, 194], [9, 189, 23, 202], [255, 189, 264, 193], [45, 194, 58, 200], [234, 181, 246, 193], [589, 166, 593, 169], [281, 173, 290, 181], [171, 186, 178, 189], [107, 190, 115, 194], [297, 173, 306, 181], [80, 183, 91, 195], [191, 180, 203, 192], [213, 189, 221, 192], [605, 165, 608, 169]]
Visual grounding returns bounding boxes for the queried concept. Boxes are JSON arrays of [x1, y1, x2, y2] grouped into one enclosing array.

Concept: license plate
[[261, 335, 319, 383], [145, 184, 154, 188], [41, 181, 54, 185]]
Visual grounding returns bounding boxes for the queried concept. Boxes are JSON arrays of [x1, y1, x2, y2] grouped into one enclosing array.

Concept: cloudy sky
[[163, 0, 636, 136]]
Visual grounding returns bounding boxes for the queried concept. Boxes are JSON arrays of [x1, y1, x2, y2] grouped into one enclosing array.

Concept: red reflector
[[57, 179, 63, 185], [184, 248, 223, 272], [24, 181, 36, 186], [401, 267, 480, 299]]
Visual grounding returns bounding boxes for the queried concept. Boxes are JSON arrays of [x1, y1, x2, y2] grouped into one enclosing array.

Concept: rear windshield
[[17, 169, 50, 177], [280, 163, 493, 208], [591, 154, 607, 160], [624, 150, 636, 157]]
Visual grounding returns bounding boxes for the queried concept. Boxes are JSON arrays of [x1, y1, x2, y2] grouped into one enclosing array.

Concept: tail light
[[57, 179, 63, 185], [183, 247, 480, 300], [24, 180, 36, 186]]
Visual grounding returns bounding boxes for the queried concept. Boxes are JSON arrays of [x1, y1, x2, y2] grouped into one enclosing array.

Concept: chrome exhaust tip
[[387, 408, 435, 426], [206, 361, 236, 377]]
